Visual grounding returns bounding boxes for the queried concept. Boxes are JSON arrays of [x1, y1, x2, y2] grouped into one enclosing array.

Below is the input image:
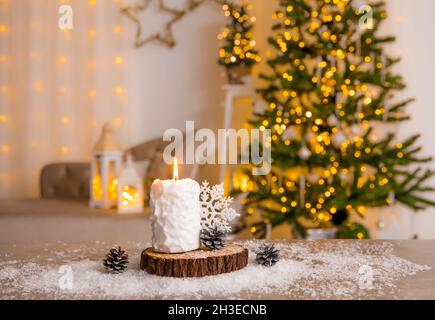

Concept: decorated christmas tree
[[217, 0, 261, 83], [232, 0, 435, 239]]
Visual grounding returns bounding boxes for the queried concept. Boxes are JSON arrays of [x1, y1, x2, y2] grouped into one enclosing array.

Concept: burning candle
[[150, 158, 201, 253]]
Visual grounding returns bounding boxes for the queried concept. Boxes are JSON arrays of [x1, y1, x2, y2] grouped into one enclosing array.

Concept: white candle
[[150, 159, 201, 253]]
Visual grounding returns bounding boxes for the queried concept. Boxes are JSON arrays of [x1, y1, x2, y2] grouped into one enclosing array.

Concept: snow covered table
[[1, 240, 434, 300]]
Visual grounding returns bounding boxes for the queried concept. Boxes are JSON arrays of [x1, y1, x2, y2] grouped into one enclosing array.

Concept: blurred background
[[0, 0, 434, 243]]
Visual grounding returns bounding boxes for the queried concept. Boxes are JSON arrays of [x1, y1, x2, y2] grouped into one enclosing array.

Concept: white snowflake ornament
[[199, 181, 240, 233]]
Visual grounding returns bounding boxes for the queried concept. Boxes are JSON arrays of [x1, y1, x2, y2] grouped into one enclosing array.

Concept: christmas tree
[[232, 0, 435, 239], [217, 0, 261, 83]]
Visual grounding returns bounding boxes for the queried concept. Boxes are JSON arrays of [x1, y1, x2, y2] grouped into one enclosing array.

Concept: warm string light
[[218, 1, 260, 67], [1, 144, 10, 153], [0, 17, 8, 159], [113, 25, 122, 34], [121, 185, 139, 207], [238, 0, 404, 232], [114, 56, 123, 64], [60, 116, 69, 124], [88, 19, 125, 131], [108, 178, 118, 200], [232, 171, 253, 192], [30, 139, 38, 148], [57, 55, 66, 64], [0, 2, 127, 191], [112, 117, 122, 126], [115, 86, 124, 95], [34, 80, 44, 92], [92, 175, 103, 200]]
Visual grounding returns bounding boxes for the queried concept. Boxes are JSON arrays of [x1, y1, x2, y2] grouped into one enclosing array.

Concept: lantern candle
[[89, 123, 122, 209], [150, 158, 201, 253], [117, 154, 144, 214]]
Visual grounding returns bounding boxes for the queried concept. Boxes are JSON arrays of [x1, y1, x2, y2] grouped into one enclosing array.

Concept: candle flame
[[173, 157, 178, 180]]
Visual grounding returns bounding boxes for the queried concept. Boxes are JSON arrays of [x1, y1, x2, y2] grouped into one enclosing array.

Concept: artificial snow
[[0, 240, 430, 299]]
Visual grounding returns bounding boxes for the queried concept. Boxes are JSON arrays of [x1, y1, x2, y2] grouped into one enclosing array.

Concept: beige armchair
[[40, 163, 90, 200]]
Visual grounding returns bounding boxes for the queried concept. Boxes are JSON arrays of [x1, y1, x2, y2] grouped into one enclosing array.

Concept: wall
[[121, 1, 225, 146], [377, 0, 435, 239]]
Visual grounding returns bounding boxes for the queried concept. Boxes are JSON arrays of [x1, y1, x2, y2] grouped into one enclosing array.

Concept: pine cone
[[201, 225, 226, 250], [103, 246, 129, 273], [256, 243, 280, 267]]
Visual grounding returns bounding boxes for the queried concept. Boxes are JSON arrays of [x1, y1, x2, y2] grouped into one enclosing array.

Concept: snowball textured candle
[[150, 178, 201, 253]]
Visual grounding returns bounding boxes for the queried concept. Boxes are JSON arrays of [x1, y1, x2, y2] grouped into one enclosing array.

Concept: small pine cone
[[201, 225, 226, 250], [256, 243, 280, 267], [103, 246, 129, 273]]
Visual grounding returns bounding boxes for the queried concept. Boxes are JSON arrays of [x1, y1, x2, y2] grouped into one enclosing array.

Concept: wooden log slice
[[140, 244, 248, 277]]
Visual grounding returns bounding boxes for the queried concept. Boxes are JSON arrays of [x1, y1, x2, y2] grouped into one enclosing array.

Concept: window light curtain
[[0, 0, 127, 197]]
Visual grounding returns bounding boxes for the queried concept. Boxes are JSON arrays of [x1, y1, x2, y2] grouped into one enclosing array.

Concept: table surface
[[1, 240, 434, 300]]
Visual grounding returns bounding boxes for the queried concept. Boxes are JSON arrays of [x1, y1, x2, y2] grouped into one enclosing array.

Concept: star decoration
[[121, 0, 206, 48]]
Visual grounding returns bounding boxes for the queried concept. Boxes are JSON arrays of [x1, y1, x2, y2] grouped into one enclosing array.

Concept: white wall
[[118, 0, 275, 146], [378, 0, 435, 239], [120, 1, 226, 146]]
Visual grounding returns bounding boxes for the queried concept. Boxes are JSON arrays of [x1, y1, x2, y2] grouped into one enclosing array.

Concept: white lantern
[[117, 154, 144, 214], [89, 123, 122, 209]]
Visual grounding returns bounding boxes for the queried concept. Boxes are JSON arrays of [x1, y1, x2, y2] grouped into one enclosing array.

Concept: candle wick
[[173, 157, 179, 180]]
